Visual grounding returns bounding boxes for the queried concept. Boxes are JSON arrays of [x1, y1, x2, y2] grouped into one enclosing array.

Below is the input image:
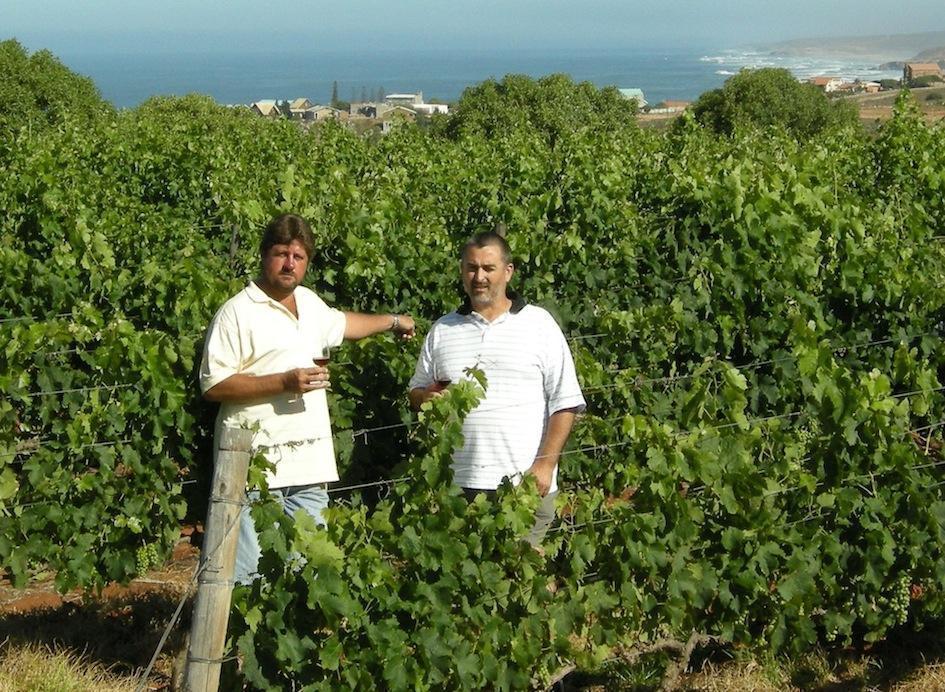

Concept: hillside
[[878, 45, 945, 70], [846, 84, 945, 131], [912, 45, 945, 62], [764, 30, 945, 62]]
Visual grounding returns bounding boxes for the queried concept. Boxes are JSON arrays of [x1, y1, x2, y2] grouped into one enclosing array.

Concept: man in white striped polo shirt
[[408, 230, 585, 544]]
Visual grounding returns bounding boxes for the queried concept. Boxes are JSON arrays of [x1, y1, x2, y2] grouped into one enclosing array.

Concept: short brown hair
[[259, 213, 315, 258], [462, 227, 512, 265]]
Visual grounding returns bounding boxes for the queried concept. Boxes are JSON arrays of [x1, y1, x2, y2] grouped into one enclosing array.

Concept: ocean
[[58, 46, 904, 109]]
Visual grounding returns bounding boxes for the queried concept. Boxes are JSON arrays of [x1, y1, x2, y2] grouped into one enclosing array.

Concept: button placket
[[475, 318, 489, 367]]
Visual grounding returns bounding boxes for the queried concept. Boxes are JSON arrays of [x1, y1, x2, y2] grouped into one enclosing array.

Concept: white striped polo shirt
[[409, 299, 585, 493]]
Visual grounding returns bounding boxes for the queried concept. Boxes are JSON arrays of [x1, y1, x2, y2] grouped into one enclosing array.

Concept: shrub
[[688, 67, 859, 138]]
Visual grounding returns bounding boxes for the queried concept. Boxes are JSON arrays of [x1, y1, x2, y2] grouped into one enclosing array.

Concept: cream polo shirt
[[200, 281, 347, 487], [409, 299, 585, 493]]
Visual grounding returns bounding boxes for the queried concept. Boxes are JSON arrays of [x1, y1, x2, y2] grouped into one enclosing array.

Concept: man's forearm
[[203, 366, 329, 403], [343, 312, 415, 340], [408, 387, 426, 411], [533, 408, 579, 469], [203, 373, 289, 402], [408, 385, 444, 411], [527, 408, 579, 496]]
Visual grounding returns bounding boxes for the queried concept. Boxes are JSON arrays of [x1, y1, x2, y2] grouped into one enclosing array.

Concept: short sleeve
[[408, 327, 437, 390], [322, 305, 347, 348], [199, 306, 242, 394], [541, 314, 586, 415]]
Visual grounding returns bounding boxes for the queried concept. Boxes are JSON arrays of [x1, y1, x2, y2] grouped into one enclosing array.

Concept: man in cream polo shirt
[[408, 229, 585, 545], [201, 213, 415, 583]]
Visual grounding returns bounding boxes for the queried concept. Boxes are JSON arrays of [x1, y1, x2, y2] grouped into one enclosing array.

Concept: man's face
[[461, 244, 513, 310], [260, 239, 309, 296]]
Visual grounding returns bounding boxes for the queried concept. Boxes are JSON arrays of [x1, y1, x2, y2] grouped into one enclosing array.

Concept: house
[[655, 100, 690, 113], [645, 100, 691, 115], [808, 76, 844, 92], [386, 92, 422, 107], [249, 100, 281, 118], [861, 81, 881, 93], [306, 105, 347, 121], [904, 62, 944, 82], [349, 102, 380, 118], [379, 105, 417, 122], [288, 98, 314, 119], [374, 106, 418, 134], [412, 102, 450, 115], [617, 88, 647, 108], [832, 81, 858, 94]]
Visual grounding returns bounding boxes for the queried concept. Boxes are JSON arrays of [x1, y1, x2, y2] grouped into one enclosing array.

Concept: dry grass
[[0, 592, 192, 691], [892, 661, 945, 690], [0, 539, 199, 691], [0, 642, 138, 692], [680, 658, 787, 691]]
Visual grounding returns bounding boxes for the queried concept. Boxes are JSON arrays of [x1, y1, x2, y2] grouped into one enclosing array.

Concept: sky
[[5, 0, 945, 55]]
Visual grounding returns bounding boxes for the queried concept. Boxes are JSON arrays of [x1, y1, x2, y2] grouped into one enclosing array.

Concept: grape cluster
[[853, 597, 873, 621], [135, 543, 160, 573], [890, 576, 910, 626]]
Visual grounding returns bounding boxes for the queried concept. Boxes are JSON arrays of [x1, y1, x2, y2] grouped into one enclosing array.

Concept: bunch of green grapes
[[890, 575, 911, 626], [135, 543, 161, 573]]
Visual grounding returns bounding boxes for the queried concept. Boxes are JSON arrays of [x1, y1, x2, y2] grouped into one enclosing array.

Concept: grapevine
[[1, 53, 944, 688]]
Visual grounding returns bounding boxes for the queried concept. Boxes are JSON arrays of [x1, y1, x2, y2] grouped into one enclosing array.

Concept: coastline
[[41, 32, 945, 110]]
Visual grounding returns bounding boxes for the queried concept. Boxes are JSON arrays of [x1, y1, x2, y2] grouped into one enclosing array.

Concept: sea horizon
[[51, 44, 904, 109]]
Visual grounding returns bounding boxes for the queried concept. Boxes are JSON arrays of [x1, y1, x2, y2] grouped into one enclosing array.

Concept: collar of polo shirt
[[457, 289, 527, 316]]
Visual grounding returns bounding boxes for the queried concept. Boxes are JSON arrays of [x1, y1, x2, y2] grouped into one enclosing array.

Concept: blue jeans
[[234, 484, 329, 584]]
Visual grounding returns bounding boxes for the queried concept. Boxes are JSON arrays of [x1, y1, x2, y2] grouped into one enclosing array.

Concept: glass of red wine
[[314, 346, 330, 367]]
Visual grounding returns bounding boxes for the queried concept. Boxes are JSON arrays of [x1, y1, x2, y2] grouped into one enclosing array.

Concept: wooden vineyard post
[[184, 427, 254, 692]]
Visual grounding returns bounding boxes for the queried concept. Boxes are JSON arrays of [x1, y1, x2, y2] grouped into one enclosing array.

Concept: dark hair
[[259, 213, 315, 258], [462, 225, 512, 265]]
